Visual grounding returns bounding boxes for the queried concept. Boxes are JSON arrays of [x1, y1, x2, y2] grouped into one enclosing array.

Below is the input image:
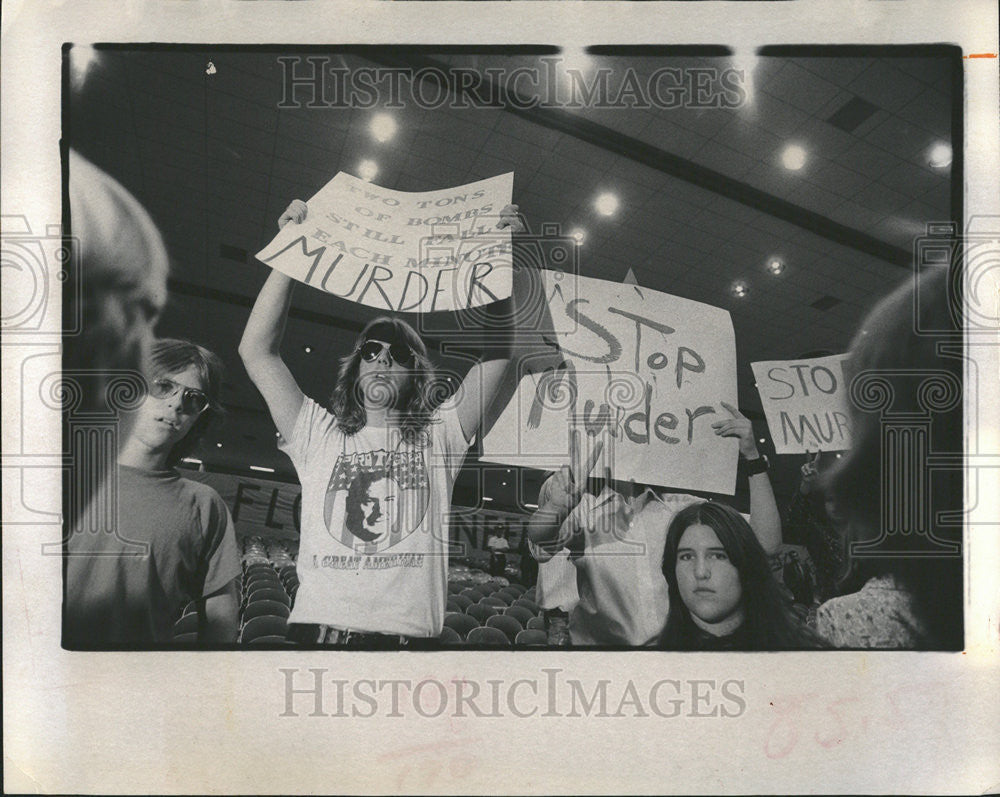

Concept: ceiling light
[[275, 432, 282, 438], [927, 142, 952, 169], [524, 503, 538, 510], [570, 228, 586, 245], [767, 258, 785, 276], [594, 193, 619, 216], [181, 457, 202, 465], [250, 465, 275, 473], [370, 113, 397, 143], [216, 442, 224, 448], [730, 280, 749, 298], [780, 144, 807, 171], [303, 345, 312, 354], [358, 160, 378, 182], [758, 438, 766, 444], [483, 497, 494, 502]]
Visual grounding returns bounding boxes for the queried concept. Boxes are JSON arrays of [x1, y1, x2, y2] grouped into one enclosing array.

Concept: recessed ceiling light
[[928, 141, 952, 169], [181, 457, 202, 465], [303, 345, 312, 354], [370, 113, 397, 143], [730, 280, 749, 298], [767, 258, 785, 276], [780, 144, 807, 171], [216, 442, 223, 448], [358, 160, 378, 182], [275, 431, 282, 438], [570, 228, 586, 244], [250, 465, 275, 473], [758, 438, 766, 444], [594, 193, 619, 216], [483, 497, 494, 502]]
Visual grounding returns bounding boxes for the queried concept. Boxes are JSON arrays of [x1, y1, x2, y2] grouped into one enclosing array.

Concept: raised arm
[[453, 204, 526, 442], [238, 200, 307, 439], [712, 401, 782, 555]]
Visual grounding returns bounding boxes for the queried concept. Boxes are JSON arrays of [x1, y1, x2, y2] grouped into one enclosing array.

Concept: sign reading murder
[[751, 354, 853, 454], [482, 274, 739, 495], [255, 171, 514, 312]]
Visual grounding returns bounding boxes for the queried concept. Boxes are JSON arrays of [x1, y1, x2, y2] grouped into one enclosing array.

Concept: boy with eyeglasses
[[64, 339, 241, 648]]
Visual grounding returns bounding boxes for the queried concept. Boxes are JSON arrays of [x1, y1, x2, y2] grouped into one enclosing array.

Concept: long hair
[[147, 338, 226, 467], [822, 267, 963, 649], [660, 501, 821, 650], [329, 316, 439, 445]]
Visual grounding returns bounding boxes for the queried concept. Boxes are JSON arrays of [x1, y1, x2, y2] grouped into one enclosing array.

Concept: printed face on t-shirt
[[129, 364, 206, 455], [325, 442, 430, 553], [356, 339, 411, 410], [675, 523, 744, 632]]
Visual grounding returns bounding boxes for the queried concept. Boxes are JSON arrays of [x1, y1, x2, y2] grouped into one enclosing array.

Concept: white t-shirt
[[534, 549, 579, 612], [280, 396, 470, 636]]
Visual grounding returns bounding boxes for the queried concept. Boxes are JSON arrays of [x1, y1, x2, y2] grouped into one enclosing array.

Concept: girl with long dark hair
[[660, 501, 821, 650]]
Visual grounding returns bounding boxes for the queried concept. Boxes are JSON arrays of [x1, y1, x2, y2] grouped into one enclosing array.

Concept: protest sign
[[751, 354, 852, 454], [482, 274, 739, 495], [255, 171, 514, 312]]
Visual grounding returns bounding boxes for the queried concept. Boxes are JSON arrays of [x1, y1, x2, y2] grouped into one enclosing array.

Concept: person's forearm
[[239, 270, 295, 362], [748, 468, 782, 555]]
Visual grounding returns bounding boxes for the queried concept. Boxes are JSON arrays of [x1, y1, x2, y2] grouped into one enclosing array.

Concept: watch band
[[745, 454, 769, 476]]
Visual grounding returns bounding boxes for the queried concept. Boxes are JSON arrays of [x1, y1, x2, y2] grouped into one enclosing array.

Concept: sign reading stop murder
[[482, 274, 739, 495], [751, 354, 853, 454], [256, 171, 514, 313]]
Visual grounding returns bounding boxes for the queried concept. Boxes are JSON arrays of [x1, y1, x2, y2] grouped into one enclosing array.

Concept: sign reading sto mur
[[482, 274, 739, 495], [751, 354, 853, 454], [255, 171, 514, 312]]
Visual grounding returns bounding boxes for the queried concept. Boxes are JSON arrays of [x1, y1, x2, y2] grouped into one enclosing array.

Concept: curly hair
[[660, 501, 822, 651], [329, 316, 439, 445], [146, 338, 226, 467]]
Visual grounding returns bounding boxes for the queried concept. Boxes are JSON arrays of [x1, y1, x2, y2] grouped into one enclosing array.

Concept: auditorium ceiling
[[66, 46, 959, 503]]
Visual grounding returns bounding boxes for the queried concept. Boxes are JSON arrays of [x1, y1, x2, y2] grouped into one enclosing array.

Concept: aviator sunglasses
[[357, 339, 415, 367], [149, 376, 211, 415]]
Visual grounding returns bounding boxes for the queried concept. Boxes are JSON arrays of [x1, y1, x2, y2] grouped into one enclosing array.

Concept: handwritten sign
[[482, 274, 739, 495], [751, 355, 852, 454], [256, 172, 514, 312]]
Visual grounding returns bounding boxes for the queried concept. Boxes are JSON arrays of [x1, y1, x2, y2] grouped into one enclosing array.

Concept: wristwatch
[[745, 454, 769, 476]]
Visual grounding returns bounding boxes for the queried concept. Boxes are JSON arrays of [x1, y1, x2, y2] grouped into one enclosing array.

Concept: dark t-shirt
[[64, 465, 240, 647]]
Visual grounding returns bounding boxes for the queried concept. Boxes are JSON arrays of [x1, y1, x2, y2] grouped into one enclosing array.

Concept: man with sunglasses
[[240, 199, 527, 645], [64, 339, 240, 648]]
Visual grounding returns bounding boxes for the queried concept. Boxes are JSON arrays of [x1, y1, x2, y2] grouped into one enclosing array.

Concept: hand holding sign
[[497, 203, 525, 234], [711, 401, 759, 460], [278, 199, 308, 230]]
